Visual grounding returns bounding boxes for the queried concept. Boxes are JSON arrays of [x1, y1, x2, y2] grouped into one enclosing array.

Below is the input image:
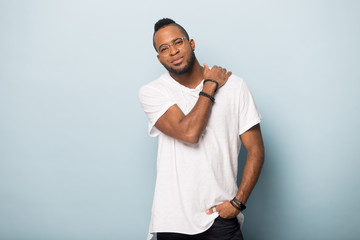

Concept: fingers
[[207, 65, 228, 74], [203, 64, 228, 73], [206, 205, 219, 215], [217, 66, 231, 80], [206, 203, 224, 215]]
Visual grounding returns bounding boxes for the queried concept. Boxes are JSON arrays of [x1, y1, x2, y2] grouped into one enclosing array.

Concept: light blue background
[[1, 0, 359, 239]]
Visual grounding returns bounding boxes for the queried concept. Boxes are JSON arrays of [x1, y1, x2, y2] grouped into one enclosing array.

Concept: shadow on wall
[[237, 128, 277, 240]]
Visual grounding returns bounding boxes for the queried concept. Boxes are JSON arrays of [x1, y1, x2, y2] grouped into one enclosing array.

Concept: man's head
[[153, 18, 196, 75], [153, 18, 189, 50]]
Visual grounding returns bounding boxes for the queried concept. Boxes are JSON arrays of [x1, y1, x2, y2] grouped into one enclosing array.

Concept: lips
[[172, 57, 184, 65]]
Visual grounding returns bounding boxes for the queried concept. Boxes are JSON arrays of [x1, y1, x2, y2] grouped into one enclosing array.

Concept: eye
[[175, 39, 183, 45], [160, 46, 169, 53]]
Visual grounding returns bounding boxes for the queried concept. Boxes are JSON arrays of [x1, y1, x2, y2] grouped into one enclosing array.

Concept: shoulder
[[222, 74, 246, 91], [229, 74, 245, 85], [138, 73, 174, 105], [139, 73, 170, 96], [218, 74, 256, 103]]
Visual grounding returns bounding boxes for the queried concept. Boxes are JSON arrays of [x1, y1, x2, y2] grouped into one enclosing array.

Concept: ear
[[189, 39, 195, 51]]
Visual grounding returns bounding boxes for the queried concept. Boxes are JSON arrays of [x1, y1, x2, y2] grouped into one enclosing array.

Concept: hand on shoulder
[[203, 63, 232, 89]]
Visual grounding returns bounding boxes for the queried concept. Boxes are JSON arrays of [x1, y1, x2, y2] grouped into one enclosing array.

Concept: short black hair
[[153, 18, 190, 51]]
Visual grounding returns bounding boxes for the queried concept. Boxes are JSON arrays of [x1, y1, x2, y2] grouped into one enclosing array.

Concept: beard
[[162, 51, 196, 75]]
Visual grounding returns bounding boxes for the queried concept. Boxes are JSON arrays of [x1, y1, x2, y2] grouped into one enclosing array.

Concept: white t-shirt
[[139, 72, 261, 240]]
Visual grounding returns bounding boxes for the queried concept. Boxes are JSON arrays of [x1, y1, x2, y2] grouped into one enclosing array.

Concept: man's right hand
[[203, 63, 232, 89]]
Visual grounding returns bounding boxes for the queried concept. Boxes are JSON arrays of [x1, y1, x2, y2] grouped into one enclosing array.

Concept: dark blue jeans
[[157, 217, 244, 240]]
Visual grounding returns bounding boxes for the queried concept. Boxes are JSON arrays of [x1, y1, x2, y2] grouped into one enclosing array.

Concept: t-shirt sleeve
[[139, 84, 176, 137], [238, 81, 262, 135]]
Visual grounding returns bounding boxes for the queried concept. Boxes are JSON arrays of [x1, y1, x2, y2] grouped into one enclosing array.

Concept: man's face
[[154, 25, 195, 75]]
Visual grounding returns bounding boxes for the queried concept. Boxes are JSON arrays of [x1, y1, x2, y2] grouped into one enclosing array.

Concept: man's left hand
[[205, 201, 240, 219]]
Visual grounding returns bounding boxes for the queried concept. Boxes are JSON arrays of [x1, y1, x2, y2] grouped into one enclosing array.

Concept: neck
[[169, 58, 204, 89]]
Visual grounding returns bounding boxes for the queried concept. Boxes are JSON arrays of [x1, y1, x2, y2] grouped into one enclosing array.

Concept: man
[[139, 18, 264, 240]]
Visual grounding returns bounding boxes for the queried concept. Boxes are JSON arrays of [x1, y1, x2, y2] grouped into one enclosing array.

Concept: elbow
[[257, 144, 265, 163], [182, 132, 201, 144], [259, 147, 265, 166], [249, 146, 265, 165], [260, 151, 265, 166], [177, 121, 202, 144], [188, 136, 200, 144]]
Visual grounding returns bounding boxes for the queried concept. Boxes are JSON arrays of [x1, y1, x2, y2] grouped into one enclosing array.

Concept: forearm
[[205, 145, 264, 218], [235, 147, 264, 204], [178, 82, 217, 143]]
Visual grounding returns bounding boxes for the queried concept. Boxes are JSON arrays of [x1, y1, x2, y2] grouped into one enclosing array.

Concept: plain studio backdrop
[[1, 0, 359, 239]]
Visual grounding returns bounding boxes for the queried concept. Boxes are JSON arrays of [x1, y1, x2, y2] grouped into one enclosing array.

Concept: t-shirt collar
[[163, 72, 204, 92]]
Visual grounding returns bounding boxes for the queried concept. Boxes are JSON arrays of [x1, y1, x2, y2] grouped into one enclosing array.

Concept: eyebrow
[[158, 37, 183, 50]]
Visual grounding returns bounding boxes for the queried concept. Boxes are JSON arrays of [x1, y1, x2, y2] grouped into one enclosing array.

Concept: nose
[[169, 45, 179, 56]]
